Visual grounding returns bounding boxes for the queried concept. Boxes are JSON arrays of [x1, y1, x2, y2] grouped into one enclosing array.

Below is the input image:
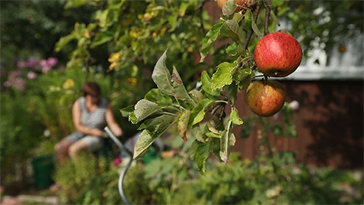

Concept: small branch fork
[[243, 0, 273, 50]]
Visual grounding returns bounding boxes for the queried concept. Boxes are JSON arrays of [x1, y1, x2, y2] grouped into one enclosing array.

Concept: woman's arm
[[105, 104, 123, 137], [72, 100, 104, 137]]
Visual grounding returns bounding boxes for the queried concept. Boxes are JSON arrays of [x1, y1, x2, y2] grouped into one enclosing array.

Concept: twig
[[243, 5, 261, 50], [264, 0, 273, 35], [198, 0, 209, 32]]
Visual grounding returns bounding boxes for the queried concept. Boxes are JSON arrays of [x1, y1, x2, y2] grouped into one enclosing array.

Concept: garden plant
[[0, 0, 363, 204]]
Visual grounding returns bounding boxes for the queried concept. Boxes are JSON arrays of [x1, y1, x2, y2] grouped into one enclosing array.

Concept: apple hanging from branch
[[245, 80, 286, 117], [254, 32, 302, 77]]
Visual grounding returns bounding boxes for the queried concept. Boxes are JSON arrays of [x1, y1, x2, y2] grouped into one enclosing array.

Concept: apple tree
[[119, 0, 304, 173], [56, 0, 362, 173]]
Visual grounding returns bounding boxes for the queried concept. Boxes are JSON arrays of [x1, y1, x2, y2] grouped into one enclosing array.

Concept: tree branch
[[244, 5, 261, 50], [264, 0, 273, 35]]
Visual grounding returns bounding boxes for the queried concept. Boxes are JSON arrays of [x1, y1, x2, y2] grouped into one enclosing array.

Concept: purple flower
[[27, 71, 37, 80], [47, 57, 58, 67], [26, 58, 39, 68]]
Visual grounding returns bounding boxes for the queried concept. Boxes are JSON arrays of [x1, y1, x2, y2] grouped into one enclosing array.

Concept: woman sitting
[[54, 82, 122, 162]]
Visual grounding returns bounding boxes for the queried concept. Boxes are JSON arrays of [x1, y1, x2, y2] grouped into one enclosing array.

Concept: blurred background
[[0, 0, 363, 204]]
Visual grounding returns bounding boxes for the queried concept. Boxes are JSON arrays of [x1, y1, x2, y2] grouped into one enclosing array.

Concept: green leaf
[[187, 125, 206, 143], [141, 115, 175, 137], [133, 115, 175, 159], [200, 21, 224, 61], [55, 33, 76, 52], [277, 5, 290, 16], [234, 68, 255, 90], [131, 99, 160, 124], [251, 13, 263, 38], [226, 84, 238, 105], [144, 89, 173, 106], [221, 19, 242, 43], [90, 31, 113, 48], [177, 110, 191, 141], [211, 61, 237, 90], [206, 132, 221, 138], [189, 90, 204, 104], [171, 66, 195, 105], [189, 99, 214, 126], [201, 71, 220, 96], [222, 0, 237, 16], [65, 0, 87, 8], [220, 121, 232, 163], [120, 105, 134, 117], [179, 2, 190, 17], [232, 13, 244, 23], [167, 12, 178, 31], [229, 133, 236, 146], [152, 51, 174, 96], [194, 140, 211, 174], [270, 10, 280, 26], [230, 108, 243, 125], [96, 10, 109, 28]]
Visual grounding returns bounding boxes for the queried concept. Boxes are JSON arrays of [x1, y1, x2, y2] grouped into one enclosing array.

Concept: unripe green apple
[[254, 32, 302, 77], [245, 80, 285, 117]]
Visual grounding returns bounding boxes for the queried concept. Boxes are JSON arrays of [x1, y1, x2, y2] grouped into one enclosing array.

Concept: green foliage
[[123, 152, 361, 204], [55, 153, 154, 205], [56, 0, 364, 172], [54, 145, 361, 204], [0, 67, 145, 188], [0, 93, 44, 185], [0, 0, 94, 70], [283, 1, 363, 58], [55, 0, 210, 82], [54, 153, 120, 205], [241, 103, 298, 139]]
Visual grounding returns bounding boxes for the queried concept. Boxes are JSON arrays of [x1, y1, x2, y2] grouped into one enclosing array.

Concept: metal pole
[[104, 127, 133, 205]]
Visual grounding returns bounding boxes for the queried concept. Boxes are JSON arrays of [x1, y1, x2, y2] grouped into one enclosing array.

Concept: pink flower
[[3, 81, 11, 87], [40, 59, 48, 67], [47, 57, 58, 67], [27, 71, 37, 80], [113, 157, 122, 166], [42, 66, 51, 73], [9, 71, 20, 78], [14, 78, 25, 90], [16, 60, 27, 68]]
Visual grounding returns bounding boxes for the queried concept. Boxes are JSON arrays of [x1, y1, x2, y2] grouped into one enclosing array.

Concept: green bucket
[[143, 147, 160, 165], [31, 154, 55, 189]]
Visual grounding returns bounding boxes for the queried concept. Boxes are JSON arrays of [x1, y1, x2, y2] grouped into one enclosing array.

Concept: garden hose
[[104, 127, 133, 205]]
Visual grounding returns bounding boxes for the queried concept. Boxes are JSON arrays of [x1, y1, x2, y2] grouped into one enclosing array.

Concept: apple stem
[[243, 5, 261, 50], [263, 75, 268, 84], [264, 0, 272, 35]]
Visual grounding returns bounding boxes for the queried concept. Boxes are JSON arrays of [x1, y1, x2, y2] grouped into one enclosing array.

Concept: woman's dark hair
[[82, 82, 101, 98]]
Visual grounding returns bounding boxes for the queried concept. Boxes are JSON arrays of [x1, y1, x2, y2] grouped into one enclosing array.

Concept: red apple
[[245, 80, 285, 117], [254, 32, 302, 77], [217, 0, 257, 12]]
